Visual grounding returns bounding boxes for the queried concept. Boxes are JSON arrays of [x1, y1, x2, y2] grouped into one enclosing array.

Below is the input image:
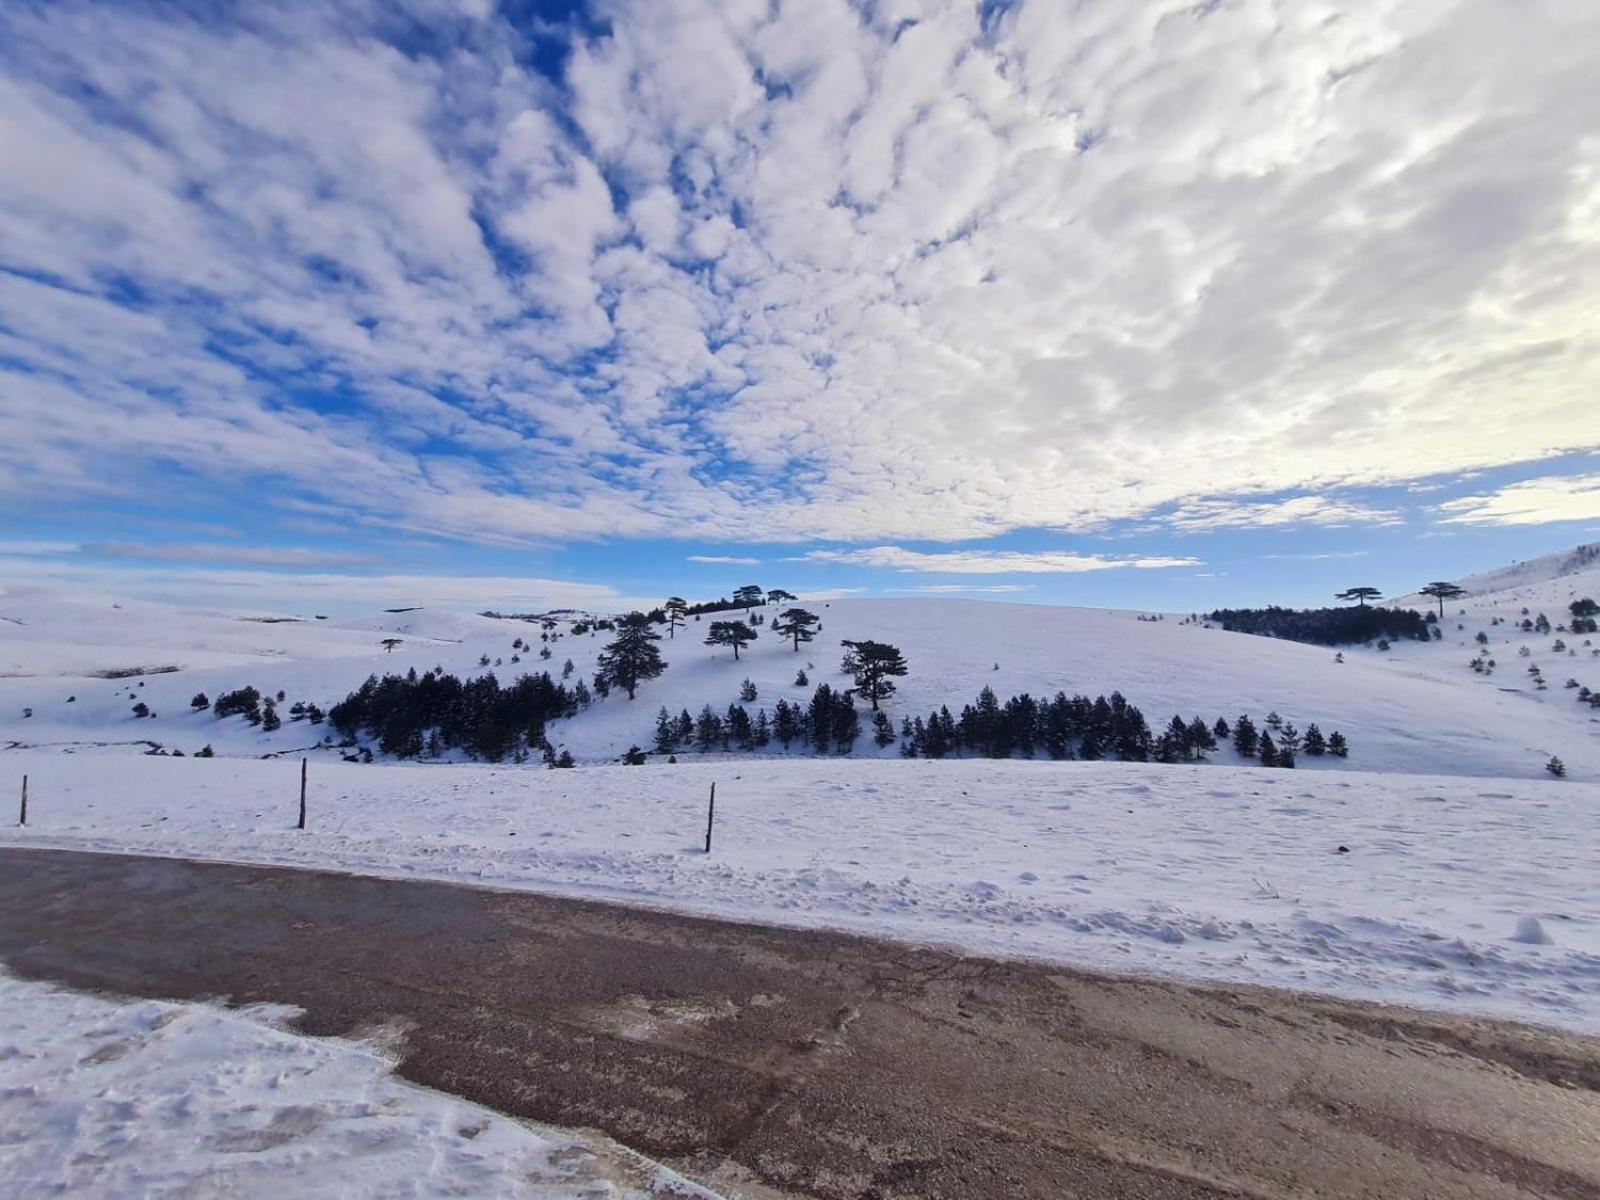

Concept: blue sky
[[2, 0, 1598, 615]]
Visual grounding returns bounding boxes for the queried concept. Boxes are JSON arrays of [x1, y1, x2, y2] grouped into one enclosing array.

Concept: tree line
[[1208, 605, 1430, 646]]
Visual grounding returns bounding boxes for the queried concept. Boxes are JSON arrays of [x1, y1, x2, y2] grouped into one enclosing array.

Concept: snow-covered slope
[[5, 543, 1600, 780], [3, 580, 1596, 779]]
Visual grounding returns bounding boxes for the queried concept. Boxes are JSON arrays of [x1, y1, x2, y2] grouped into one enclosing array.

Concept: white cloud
[[0, 1, 1596, 549], [0, 556, 652, 616], [1165, 497, 1400, 532], [799, 547, 1200, 574], [686, 554, 761, 565], [87, 543, 384, 568], [890, 584, 1036, 594], [1437, 474, 1600, 527]]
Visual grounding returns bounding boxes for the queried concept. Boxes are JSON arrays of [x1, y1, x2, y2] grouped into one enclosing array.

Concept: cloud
[[0, 0, 1596, 554], [1436, 473, 1600, 526], [1165, 497, 1400, 532], [87, 542, 385, 568], [799, 547, 1199, 574], [889, 584, 1036, 594], [686, 554, 761, 565], [0, 555, 652, 616], [0, 540, 80, 556]]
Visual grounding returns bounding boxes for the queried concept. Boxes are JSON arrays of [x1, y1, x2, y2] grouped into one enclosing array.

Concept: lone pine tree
[[840, 639, 908, 710], [772, 607, 820, 651], [595, 612, 666, 700], [705, 620, 757, 660]]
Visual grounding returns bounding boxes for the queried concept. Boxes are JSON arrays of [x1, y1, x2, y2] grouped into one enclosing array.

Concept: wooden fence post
[[703, 781, 716, 853], [297, 758, 307, 830], [18, 775, 26, 826]]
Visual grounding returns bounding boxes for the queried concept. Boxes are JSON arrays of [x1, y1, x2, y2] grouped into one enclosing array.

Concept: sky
[[1, 0, 1598, 616]]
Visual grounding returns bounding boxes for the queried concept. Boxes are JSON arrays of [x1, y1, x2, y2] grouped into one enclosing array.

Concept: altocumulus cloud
[[0, 0, 1596, 551]]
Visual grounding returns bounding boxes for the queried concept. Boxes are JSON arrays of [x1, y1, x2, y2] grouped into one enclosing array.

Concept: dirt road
[[2, 847, 1597, 1199]]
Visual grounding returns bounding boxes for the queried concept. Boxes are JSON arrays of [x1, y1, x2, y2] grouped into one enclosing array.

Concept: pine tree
[[654, 707, 675, 753], [1259, 732, 1278, 767], [739, 678, 758, 703], [873, 710, 895, 747], [773, 699, 798, 747], [1187, 716, 1217, 759], [190, 692, 210, 711], [832, 691, 861, 753], [1327, 730, 1349, 758], [1233, 714, 1258, 758], [260, 700, 281, 732], [596, 612, 667, 699], [663, 597, 688, 638], [795, 668, 808, 686], [705, 620, 757, 661], [1303, 724, 1327, 756], [734, 584, 764, 611], [727, 704, 754, 749], [809, 684, 835, 752], [676, 708, 694, 744], [1546, 755, 1566, 778], [771, 607, 820, 651], [695, 705, 722, 751], [1212, 716, 1230, 741], [840, 639, 909, 710], [753, 708, 771, 747]]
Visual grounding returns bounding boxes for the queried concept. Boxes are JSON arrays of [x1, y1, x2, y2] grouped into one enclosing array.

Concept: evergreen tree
[[1155, 715, 1187, 763], [595, 612, 667, 700], [772, 699, 798, 747], [1335, 586, 1382, 607], [663, 597, 688, 638], [872, 709, 895, 747], [765, 588, 796, 605], [771, 607, 820, 651], [1327, 731, 1349, 758], [1303, 724, 1327, 756], [739, 678, 758, 703], [727, 704, 754, 749], [734, 584, 764, 611], [1234, 714, 1258, 758], [190, 692, 210, 711], [1187, 716, 1217, 759], [1418, 581, 1466, 619], [795, 668, 808, 686], [695, 704, 722, 751], [753, 708, 771, 747], [1213, 716, 1230, 741], [1259, 732, 1279, 767], [832, 691, 861, 753], [654, 707, 675, 754], [840, 639, 909, 710], [260, 700, 281, 732], [809, 684, 835, 752], [705, 620, 757, 660], [676, 708, 695, 744]]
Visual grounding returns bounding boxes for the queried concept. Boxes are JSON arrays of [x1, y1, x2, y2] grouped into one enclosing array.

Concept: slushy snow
[[0, 970, 720, 1199]]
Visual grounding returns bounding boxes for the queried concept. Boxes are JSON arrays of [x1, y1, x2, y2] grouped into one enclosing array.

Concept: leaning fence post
[[297, 758, 307, 830], [18, 774, 26, 826], [703, 781, 716, 853]]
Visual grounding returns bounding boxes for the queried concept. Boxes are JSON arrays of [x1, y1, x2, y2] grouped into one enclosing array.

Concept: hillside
[[4, 557, 1597, 780]]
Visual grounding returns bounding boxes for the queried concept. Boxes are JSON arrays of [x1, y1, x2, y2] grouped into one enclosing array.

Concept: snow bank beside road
[[3, 753, 1596, 1034], [0, 970, 719, 1199]]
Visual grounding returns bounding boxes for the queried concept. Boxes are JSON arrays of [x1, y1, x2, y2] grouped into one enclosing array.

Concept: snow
[[3, 553, 1598, 1036], [3, 751, 1596, 1034], [0, 969, 720, 1199], [6, 554, 1600, 780]]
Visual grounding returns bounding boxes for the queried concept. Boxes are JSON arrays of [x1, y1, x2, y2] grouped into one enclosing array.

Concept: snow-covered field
[[5, 545, 1600, 781], [0, 970, 719, 1198], [4, 751, 1596, 1034]]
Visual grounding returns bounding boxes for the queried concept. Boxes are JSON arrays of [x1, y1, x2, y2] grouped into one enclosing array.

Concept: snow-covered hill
[[3, 550, 1598, 781]]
